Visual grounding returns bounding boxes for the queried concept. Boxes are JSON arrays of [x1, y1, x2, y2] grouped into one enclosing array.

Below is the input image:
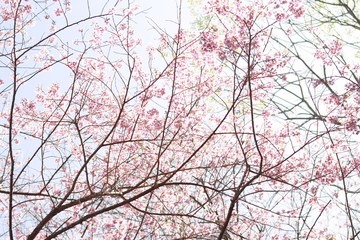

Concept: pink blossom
[[54, 8, 63, 16]]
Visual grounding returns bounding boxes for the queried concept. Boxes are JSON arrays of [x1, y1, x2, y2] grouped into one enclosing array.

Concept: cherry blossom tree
[[268, 0, 360, 238], [0, 0, 358, 239]]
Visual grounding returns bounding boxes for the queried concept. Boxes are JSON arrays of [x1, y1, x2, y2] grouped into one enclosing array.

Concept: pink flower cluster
[[200, 30, 218, 52]]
